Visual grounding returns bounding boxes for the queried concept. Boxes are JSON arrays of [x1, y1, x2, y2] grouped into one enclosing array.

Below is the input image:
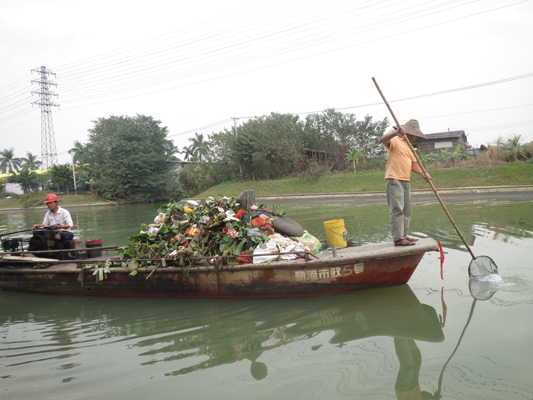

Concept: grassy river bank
[[1, 164, 532, 209], [198, 164, 533, 198]]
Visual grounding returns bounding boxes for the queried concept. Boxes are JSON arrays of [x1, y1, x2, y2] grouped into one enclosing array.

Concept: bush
[[19, 191, 45, 208]]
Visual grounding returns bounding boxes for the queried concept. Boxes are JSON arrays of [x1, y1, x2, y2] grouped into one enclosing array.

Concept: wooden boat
[[0, 238, 438, 298]]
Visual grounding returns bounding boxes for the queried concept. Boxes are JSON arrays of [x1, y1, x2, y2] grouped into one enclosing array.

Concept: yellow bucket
[[323, 219, 348, 248]]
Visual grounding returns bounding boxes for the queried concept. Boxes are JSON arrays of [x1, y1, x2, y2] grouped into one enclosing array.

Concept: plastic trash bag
[[291, 230, 323, 254]]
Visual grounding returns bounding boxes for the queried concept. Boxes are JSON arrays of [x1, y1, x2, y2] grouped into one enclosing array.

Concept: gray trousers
[[386, 179, 411, 242]]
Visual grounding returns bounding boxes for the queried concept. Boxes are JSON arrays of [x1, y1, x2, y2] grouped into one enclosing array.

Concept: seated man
[[32, 193, 74, 241]]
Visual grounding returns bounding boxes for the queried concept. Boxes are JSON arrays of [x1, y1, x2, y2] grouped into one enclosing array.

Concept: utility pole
[[70, 151, 77, 196], [31, 66, 59, 170], [232, 117, 244, 182]]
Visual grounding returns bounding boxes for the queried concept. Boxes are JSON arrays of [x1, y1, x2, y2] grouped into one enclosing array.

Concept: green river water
[[1, 194, 532, 399]]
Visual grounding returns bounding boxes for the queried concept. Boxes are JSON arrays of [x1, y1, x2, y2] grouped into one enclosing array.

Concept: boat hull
[[0, 238, 438, 298]]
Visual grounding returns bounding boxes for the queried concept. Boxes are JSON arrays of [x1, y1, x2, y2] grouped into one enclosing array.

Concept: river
[[1, 191, 533, 399]]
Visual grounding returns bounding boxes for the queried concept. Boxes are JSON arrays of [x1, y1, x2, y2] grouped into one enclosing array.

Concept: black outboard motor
[[1, 238, 23, 252], [28, 227, 74, 259]]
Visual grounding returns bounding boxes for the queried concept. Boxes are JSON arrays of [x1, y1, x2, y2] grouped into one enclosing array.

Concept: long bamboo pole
[[372, 77, 476, 260]]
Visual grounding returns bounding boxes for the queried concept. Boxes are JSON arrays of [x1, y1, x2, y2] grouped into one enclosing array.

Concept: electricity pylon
[[31, 66, 59, 169]]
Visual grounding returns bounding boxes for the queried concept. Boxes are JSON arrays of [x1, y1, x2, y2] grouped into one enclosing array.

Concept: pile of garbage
[[118, 195, 323, 270]]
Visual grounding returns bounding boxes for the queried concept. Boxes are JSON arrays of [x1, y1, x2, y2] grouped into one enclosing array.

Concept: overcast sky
[[1, 0, 532, 166]]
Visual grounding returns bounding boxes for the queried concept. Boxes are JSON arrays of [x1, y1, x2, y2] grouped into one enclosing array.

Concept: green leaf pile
[[118, 195, 279, 267]]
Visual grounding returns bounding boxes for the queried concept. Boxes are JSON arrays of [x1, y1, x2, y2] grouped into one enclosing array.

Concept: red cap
[[44, 193, 58, 203]]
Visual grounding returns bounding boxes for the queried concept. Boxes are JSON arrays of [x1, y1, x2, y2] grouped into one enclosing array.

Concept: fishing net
[[468, 256, 498, 280]]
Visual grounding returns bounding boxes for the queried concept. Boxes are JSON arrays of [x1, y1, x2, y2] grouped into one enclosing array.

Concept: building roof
[[425, 131, 466, 140]]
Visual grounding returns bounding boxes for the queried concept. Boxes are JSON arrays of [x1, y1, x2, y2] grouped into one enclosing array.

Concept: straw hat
[[393, 119, 427, 141]]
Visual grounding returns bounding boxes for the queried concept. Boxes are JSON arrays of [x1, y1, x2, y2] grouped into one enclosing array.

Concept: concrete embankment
[[257, 185, 533, 207]]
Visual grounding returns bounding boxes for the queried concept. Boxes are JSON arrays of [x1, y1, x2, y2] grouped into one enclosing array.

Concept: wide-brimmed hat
[[393, 119, 427, 141]]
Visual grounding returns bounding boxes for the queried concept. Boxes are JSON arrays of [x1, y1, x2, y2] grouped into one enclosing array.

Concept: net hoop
[[468, 255, 498, 280]]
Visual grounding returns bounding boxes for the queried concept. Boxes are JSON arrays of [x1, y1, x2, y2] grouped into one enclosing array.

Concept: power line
[[235, 73, 533, 119], [0, 0, 530, 138], [51, 1, 481, 105], [168, 119, 233, 138], [467, 120, 533, 132], [0, 74, 33, 94], [52, 0, 281, 72], [2, 1, 525, 111], [420, 103, 533, 121], [183, 101, 533, 141]]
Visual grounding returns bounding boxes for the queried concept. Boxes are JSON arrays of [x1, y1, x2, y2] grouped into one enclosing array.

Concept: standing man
[[32, 193, 74, 240], [380, 119, 431, 246]]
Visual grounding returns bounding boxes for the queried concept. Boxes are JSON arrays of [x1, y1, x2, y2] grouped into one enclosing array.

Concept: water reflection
[[2, 198, 533, 398], [0, 285, 443, 396], [137, 285, 444, 380], [394, 338, 425, 399], [430, 281, 498, 400]]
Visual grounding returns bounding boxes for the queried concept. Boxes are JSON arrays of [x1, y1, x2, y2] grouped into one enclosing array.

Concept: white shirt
[[42, 206, 73, 231]]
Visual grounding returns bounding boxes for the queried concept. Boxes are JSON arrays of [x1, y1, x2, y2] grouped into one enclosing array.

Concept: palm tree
[[69, 140, 86, 164], [0, 148, 22, 174], [180, 144, 195, 161], [188, 133, 210, 161], [20, 152, 42, 171]]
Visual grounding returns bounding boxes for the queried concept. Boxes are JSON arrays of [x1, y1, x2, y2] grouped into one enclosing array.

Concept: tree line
[[3, 109, 532, 201], [0, 148, 77, 195], [179, 109, 389, 195], [0, 110, 393, 199]]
